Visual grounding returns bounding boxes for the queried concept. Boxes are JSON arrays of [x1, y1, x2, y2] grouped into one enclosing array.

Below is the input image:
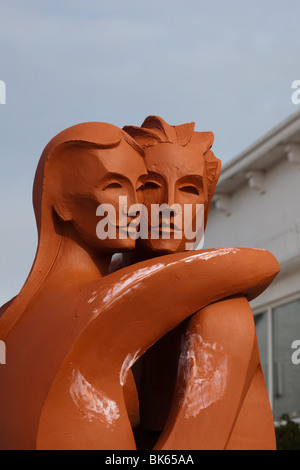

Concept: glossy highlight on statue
[[0, 118, 280, 450]]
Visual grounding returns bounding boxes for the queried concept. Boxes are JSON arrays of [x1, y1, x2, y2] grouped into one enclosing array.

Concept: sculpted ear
[[205, 149, 222, 201], [204, 152, 222, 228], [53, 200, 73, 222]]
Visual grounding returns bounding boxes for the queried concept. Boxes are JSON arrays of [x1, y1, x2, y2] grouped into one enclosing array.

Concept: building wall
[[203, 148, 300, 422], [204, 151, 300, 307], [205, 153, 300, 259]]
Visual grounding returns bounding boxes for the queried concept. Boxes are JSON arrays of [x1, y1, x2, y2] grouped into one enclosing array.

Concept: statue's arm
[[36, 248, 279, 449], [154, 297, 274, 450]]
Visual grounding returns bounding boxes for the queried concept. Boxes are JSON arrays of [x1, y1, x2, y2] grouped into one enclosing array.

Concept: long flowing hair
[[0, 122, 142, 339]]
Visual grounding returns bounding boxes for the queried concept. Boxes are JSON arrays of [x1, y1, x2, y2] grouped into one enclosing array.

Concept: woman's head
[[0, 122, 146, 338]]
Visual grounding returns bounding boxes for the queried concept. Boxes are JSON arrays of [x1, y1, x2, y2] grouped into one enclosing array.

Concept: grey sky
[[0, 0, 300, 305]]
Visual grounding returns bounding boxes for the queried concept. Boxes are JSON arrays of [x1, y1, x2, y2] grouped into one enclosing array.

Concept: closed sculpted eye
[[102, 181, 123, 190], [178, 184, 200, 196], [136, 182, 145, 191], [144, 181, 162, 190]]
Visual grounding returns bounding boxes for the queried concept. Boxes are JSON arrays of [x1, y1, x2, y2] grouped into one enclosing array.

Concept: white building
[[204, 110, 300, 423]]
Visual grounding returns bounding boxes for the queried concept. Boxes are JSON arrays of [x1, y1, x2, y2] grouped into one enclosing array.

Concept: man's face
[[138, 142, 208, 254]]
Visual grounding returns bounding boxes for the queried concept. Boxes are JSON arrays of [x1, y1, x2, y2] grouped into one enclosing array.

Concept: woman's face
[[52, 140, 147, 253]]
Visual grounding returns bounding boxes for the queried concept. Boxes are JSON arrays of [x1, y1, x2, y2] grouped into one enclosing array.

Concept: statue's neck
[[48, 222, 111, 285], [122, 245, 159, 267]]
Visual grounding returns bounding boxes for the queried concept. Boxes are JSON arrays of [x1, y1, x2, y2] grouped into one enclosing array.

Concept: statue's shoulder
[[0, 297, 16, 320], [194, 247, 279, 270], [192, 247, 280, 301]]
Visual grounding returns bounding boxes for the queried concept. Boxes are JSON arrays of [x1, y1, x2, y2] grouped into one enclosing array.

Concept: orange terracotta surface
[[0, 118, 279, 450]]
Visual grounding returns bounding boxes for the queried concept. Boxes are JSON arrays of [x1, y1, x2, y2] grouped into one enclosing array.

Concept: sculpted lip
[[113, 220, 140, 230], [117, 224, 139, 236], [149, 222, 182, 234]]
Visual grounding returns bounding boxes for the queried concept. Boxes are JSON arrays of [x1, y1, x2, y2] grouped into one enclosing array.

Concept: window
[[254, 312, 268, 383], [273, 300, 300, 421], [254, 299, 300, 423]]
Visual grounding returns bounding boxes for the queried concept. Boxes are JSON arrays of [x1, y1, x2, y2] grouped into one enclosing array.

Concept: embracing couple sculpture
[[0, 116, 279, 450]]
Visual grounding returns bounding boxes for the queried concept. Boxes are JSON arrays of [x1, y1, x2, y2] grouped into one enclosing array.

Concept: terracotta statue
[[0, 120, 279, 450]]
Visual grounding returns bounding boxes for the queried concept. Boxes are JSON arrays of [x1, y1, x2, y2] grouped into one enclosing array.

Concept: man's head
[[123, 116, 221, 255]]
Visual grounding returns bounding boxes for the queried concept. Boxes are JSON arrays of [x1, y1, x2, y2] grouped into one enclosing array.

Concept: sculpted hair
[[0, 122, 143, 339]]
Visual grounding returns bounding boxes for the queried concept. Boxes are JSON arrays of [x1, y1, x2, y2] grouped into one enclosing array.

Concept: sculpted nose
[[125, 192, 143, 225], [167, 186, 176, 208], [128, 187, 139, 208], [127, 206, 141, 224]]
